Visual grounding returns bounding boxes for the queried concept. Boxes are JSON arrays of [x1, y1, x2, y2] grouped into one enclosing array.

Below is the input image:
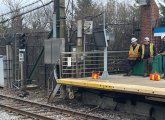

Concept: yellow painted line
[[57, 78, 165, 97], [57, 79, 113, 89]]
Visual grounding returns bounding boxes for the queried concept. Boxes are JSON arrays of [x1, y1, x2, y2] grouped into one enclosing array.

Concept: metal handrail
[[61, 51, 128, 54], [60, 51, 128, 78]]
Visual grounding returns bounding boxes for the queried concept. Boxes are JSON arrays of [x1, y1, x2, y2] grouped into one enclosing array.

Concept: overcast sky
[[0, 0, 134, 12], [0, 0, 48, 14], [1, 0, 160, 15]]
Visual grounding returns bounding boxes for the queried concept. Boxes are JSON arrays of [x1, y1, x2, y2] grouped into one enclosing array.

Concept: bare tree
[[2, 0, 53, 33], [3, 0, 23, 33], [0, 16, 8, 33], [70, 0, 140, 51], [75, 0, 102, 21], [23, 4, 53, 32]]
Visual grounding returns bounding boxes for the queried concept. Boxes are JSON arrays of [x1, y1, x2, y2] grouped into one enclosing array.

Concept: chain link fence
[[0, 32, 54, 88]]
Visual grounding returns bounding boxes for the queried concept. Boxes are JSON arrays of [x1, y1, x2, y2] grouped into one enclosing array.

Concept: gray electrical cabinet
[[0, 55, 6, 87], [44, 38, 65, 64]]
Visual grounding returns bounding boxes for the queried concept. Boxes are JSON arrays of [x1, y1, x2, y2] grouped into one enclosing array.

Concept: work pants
[[143, 58, 153, 75], [126, 60, 138, 74]]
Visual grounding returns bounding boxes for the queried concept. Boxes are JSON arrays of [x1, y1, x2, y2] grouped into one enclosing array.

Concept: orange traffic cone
[[150, 71, 160, 81]]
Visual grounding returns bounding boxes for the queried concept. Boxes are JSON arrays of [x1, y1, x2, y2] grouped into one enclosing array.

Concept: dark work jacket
[[159, 41, 165, 54], [143, 44, 156, 59]]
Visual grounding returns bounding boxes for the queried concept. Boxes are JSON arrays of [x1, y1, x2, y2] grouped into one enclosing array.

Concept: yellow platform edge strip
[[57, 79, 165, 97]]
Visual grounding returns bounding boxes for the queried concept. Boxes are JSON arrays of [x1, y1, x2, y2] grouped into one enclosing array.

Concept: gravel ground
[[0, 109, 32, 120], [0, 109, 20, 120], [0, 88, 148, 120]]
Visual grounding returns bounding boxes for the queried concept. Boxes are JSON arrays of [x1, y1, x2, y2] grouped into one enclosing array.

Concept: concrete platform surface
[[57, 74, 165, 98]]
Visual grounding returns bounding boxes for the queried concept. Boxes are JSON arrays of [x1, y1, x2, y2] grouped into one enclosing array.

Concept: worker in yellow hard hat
[[141, 37, 156, 77], [159, 34, 165, 79], [124, 37, 142, 76]]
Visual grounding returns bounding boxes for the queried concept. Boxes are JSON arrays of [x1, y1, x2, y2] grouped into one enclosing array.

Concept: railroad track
[[0, 94, 107, 120]]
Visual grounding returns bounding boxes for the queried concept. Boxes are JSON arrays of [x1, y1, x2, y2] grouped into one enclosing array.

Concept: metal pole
[[101, 10, 109, 79], [52, 0, 57, 92], [56, 0, 60, 38], [53, 0, 57, 38], [14, 34, 17, 81], [53, 14, 57, 38], [103, 11, 107, 73], [76, 20, 83, 78], [103, 47, 107, 72], [6, 45, 10, 88], [20, 61, 24, 89], [103, 10, 105, 30], [83, 34, 86, 78], [76, 53, 78, 78]]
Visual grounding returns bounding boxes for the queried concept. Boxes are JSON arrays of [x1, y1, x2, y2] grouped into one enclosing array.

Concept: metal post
[[14, 34, 17, 82], [53, 14, 57, 38], [20, 61, 24, 88], [48, 84, 61, 103], [103, 10, 105, 30], [53, 0, 57, 38], [56, 0, 60, 38], [76, 53, 78, 78], [83, 34, 86, 78], [77, 20, 83, 48], [52, 0, 57, 92], [101, 11, 109, 79], [104, 49, 107, 73], [76, 20, 83, 78], [6, 45, 10, 88]]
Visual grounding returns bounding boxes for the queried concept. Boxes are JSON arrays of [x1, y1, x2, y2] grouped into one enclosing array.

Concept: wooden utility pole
[[59, 0, 65, 38], [54, 0, 65, 38]]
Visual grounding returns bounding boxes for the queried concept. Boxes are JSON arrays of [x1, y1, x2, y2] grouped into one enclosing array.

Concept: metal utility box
[[0, 55, 6, 87], [94, 29, 111, 47], [94, 30, 107, 47], [44, 38, 65, 64]]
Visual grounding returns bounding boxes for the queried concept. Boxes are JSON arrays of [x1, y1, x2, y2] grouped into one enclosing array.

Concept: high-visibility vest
[[141, 43, 154, 59], [128, 44, 140, 58]]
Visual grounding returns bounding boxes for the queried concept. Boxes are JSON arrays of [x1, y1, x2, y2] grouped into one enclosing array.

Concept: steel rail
[[0, 104, 54, 120], [0, 94, 108, 120]]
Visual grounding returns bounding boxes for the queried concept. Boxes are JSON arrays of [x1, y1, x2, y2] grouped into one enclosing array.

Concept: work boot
[[143, 73, 148, 77], [128, 71, 132, 76], [123, 72, 131, 76], [123, 74, 129, 76]]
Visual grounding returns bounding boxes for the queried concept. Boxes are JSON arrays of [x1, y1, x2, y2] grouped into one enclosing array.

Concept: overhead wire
[[0, 0, 53, 24], [0, 0, 41, 17], [39, 0, 49, 17]]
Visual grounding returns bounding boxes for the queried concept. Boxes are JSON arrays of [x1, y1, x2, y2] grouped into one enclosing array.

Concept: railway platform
[[56, 74, 165, 98]]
